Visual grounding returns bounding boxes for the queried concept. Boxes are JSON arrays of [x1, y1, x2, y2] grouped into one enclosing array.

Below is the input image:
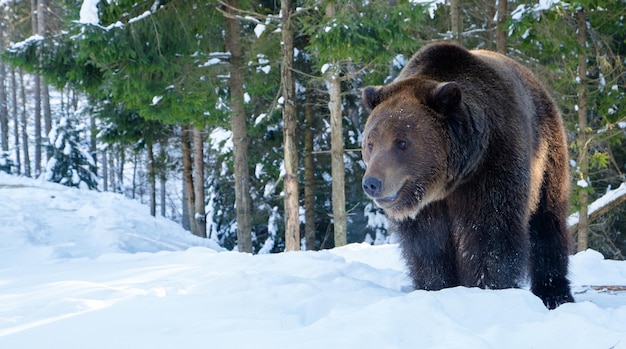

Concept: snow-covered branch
[[568, 182, 626, 232]]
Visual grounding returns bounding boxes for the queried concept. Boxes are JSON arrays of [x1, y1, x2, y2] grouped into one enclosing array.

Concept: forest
[[0, 0, 625, 257]]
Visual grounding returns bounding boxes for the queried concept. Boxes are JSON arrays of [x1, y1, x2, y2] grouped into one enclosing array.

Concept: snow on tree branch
[[568, 182, 626, 231]]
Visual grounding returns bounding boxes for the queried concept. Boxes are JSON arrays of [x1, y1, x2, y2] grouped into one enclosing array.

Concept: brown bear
[[361, 42, 574, 309]]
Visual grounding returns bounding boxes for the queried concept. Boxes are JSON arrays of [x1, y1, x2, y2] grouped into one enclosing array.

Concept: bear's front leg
[[394, 201, 459, 290], [450, 193, 531, 290]]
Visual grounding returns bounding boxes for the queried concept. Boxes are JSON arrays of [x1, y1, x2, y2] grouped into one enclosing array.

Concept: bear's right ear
[[426, 82, 462, 114], [362, 86, 383, 111]]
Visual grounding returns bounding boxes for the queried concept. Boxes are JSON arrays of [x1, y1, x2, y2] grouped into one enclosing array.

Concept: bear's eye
[[367, 141, 373, 152], [395, 140, 407, 150]]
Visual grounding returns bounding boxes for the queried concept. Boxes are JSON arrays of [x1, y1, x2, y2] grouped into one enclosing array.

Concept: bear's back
[[397, 43, 546, 134]]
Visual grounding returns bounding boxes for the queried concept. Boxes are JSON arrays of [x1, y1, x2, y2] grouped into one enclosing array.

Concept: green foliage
[[299, 0, 427, 73], [589, 152, 610, 171]]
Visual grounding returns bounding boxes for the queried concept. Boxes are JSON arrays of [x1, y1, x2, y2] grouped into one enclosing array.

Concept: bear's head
[[361, 77, 462, 220]]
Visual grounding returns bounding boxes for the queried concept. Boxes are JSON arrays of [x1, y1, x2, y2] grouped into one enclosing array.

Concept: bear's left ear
[[362, 86, 383, 111], [426, 82, 462, 114]]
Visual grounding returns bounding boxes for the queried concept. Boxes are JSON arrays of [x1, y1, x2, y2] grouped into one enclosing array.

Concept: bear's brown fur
[[361, 42, 574, 309]]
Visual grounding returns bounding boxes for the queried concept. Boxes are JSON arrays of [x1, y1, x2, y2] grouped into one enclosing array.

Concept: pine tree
[[46, 115, 98, 190]]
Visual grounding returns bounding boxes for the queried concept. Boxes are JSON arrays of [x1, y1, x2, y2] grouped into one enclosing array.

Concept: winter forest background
[[0, 0, 625, 257]]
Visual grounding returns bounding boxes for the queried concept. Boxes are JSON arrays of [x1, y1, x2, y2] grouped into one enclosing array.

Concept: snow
[[150, 95, 163, 106], [79, 0, 100, 25], [128, 11, 153, 25], [254, 113, 268, 126], [1, 172, 626, 348], [511, 0, 560, 21], [199, 58, 221, 67], [254, 23, 267, 38], [77, 0, 157, 29], [209, 127, 233, 154]]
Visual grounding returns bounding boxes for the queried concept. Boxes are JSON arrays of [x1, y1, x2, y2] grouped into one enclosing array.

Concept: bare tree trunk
[[193, 127, 207, 238], [102, 150, 108, 191], [576, 8, 589, 252], [118, 151, 125, 191], [0, 20, 8, 154], [108, 149, 115, 192], [159, 143, 167, 217], [0, 67, 8, 154], [131, 152, 137, 199], [147, 143, 156, 217], [38, 0, 52, 163], [90, 115, 97, 173], [31, 0, 42, 176], [225, 0, 253, 253], [450, 0, 462, 44], [325, 3, 347, 247], [11, 67, 20, 173], [181, 180, 190, 231], [304, 89, 317, 251], [496, 0, 507, 53], [281, 0, 300, 251], [34, 76, 41, 176], [328, 74, 347, 247], [19, 70, 30, 177], [181, 125, 197, 235], [42, 85, 51, 160]]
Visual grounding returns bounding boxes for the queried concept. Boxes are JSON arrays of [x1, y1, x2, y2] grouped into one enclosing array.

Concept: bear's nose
[[363, 176, 382, 198]]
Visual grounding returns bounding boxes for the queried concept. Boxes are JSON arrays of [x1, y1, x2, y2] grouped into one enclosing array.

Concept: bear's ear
[[425, 82, 462, 114], [362, 86, 384, 111]]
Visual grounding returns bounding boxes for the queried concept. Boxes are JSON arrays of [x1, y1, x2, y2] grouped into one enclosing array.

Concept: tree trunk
[[281, 0, 300, 251], [0, 21, 8, 154], [576, 8, 589, 252], [147, 142, 156, 217], [304, 89, 317, 251], [102, 150, 108, 191], [225, 0, 253, 253], [0, 69, 8, 154], [42, 84, 51, 160], [108, 149, 115, 192], [38, 0, 51, 162], [326, 1, 346, 247], [90, 115, 97, 173], [131, 152, 137, 199], [181, 180, 190, 231], [11, 67, 20, 173], [193, 127, 207, 238], [450, 0, 462, 43], [328, 73, 347, 247], [34, 76, 42, 176], [159, 143, 167, 217], [181, 125, 196, 235], [31, 0, 42, 176], [119, 151, 125, 191], [19, 70, 30, 177], [496, 0, 507, 54]]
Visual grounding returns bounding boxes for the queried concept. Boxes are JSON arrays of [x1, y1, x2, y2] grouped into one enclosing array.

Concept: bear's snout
[[363, 176, 383, 198]]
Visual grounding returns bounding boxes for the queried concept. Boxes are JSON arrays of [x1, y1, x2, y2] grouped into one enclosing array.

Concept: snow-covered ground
[[1, 173, 625, 348]]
